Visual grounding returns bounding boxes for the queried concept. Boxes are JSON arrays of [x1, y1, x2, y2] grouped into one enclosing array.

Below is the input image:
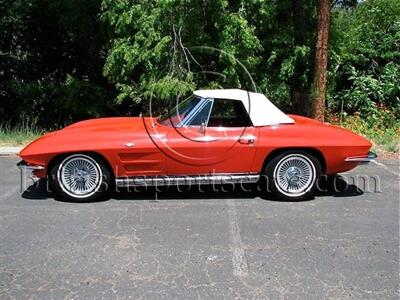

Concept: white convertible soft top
[[193, 89, 294, 126]]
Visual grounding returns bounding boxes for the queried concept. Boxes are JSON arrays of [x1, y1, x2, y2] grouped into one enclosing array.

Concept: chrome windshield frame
[[179, 97, 214, 127], [158, 96, 214, 128]]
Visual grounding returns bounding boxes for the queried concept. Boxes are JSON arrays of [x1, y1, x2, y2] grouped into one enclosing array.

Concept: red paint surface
[[19, 115, 372, 178]]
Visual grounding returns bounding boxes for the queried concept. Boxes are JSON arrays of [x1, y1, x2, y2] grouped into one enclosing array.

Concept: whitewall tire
[[50, 153, 111, 202], [264, 151, 322, 201]]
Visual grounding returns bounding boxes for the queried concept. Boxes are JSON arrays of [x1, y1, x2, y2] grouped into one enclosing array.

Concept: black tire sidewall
[[264, 150, 322, 201]]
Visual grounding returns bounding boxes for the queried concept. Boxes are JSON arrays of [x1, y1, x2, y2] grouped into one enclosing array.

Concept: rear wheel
[[50, 153, 111, 202], [264, 151, 321, 201]]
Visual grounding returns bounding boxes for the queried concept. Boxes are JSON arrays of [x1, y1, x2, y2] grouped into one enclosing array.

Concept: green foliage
[[334, 63, 400, 117], [329, 0, 400, 119], [0, 0, 399, 153], [101, 0, 265, 109], [328, 110, 400, 153], [100, 0, 319, 110], [0, 0, 113, 129]]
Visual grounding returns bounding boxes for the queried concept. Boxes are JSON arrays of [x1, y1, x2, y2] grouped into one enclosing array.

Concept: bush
[[329, 0, 400, 120], [327, 109, 400, 153]]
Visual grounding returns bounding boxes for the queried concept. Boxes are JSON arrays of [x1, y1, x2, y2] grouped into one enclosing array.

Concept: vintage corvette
[[18, 89, 376, 202]]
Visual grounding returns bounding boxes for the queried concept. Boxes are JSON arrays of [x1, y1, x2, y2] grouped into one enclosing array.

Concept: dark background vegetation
[[0, 0, 399, 149]]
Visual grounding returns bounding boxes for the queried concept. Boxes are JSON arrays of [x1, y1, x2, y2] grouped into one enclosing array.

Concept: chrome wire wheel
[[57, 154, 102, 198], [273, 154, 316, 197]]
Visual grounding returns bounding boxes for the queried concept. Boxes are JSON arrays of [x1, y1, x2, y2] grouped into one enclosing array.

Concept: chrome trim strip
[[116, 174, 260, 187], [17, 160, 45, 170], [345, 151, 377, 164]]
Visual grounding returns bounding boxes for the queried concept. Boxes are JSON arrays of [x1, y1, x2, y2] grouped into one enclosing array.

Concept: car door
[[163, 98, 259, 175]]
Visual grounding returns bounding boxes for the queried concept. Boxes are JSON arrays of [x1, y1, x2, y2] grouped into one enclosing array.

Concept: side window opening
[[207, 99, 252, 127], [185, 98, 213, 126]]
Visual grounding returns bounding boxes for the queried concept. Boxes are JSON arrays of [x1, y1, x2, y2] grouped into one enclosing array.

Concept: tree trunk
[[310, 0, 331, 122]]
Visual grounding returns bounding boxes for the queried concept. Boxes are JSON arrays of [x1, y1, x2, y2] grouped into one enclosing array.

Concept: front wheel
[[264, 151, 322, 201], [50, 153, 111, 202]]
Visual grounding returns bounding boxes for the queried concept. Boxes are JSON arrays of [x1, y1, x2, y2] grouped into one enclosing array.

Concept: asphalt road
[[0, 156, 398, 299]]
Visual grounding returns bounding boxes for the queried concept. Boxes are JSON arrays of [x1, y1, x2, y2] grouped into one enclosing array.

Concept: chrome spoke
[[58, 155, 102, 198], [273, 154, 316, 197]]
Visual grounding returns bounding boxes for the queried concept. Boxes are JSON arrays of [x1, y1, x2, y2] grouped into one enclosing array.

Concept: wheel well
[[261, 148, 326, 174], [47, 152, 115, 179]]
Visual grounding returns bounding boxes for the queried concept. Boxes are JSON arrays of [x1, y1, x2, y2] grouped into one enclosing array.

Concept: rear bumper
[[17, 160, 45, 171], [344, 151, 377, 164]]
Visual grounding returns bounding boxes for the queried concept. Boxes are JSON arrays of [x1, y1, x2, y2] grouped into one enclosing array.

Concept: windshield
[[158, 95, 202, 127]]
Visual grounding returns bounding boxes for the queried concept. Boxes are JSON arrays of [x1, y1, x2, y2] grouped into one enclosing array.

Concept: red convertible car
[[18, 89, 376, 202]]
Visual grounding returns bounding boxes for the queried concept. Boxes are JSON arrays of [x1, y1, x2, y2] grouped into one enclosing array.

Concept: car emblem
[[124, 142, 135, 148]]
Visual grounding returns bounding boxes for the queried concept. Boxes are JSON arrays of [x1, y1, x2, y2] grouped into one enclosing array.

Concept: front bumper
[[17, 160, 45, 171], [344, 151, 377, 164]]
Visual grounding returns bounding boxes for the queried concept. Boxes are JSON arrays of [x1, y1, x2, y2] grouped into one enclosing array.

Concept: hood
[[62, 117, 145, 133], [19, 117, 154, 162]]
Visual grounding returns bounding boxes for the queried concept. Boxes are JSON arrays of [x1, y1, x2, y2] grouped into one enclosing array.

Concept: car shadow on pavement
[[21, 179, 52, 200], [21, 175, 363, 203], [113, 175, 363, 202], [114, 184, 260, 201], [316, 175, 364, 198]]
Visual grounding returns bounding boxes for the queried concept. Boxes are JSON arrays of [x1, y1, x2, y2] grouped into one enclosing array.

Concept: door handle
[[238, 137, 255, 144]]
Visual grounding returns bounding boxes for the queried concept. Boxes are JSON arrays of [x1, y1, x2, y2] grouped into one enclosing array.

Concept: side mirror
[[199, 122, 206, 135]]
